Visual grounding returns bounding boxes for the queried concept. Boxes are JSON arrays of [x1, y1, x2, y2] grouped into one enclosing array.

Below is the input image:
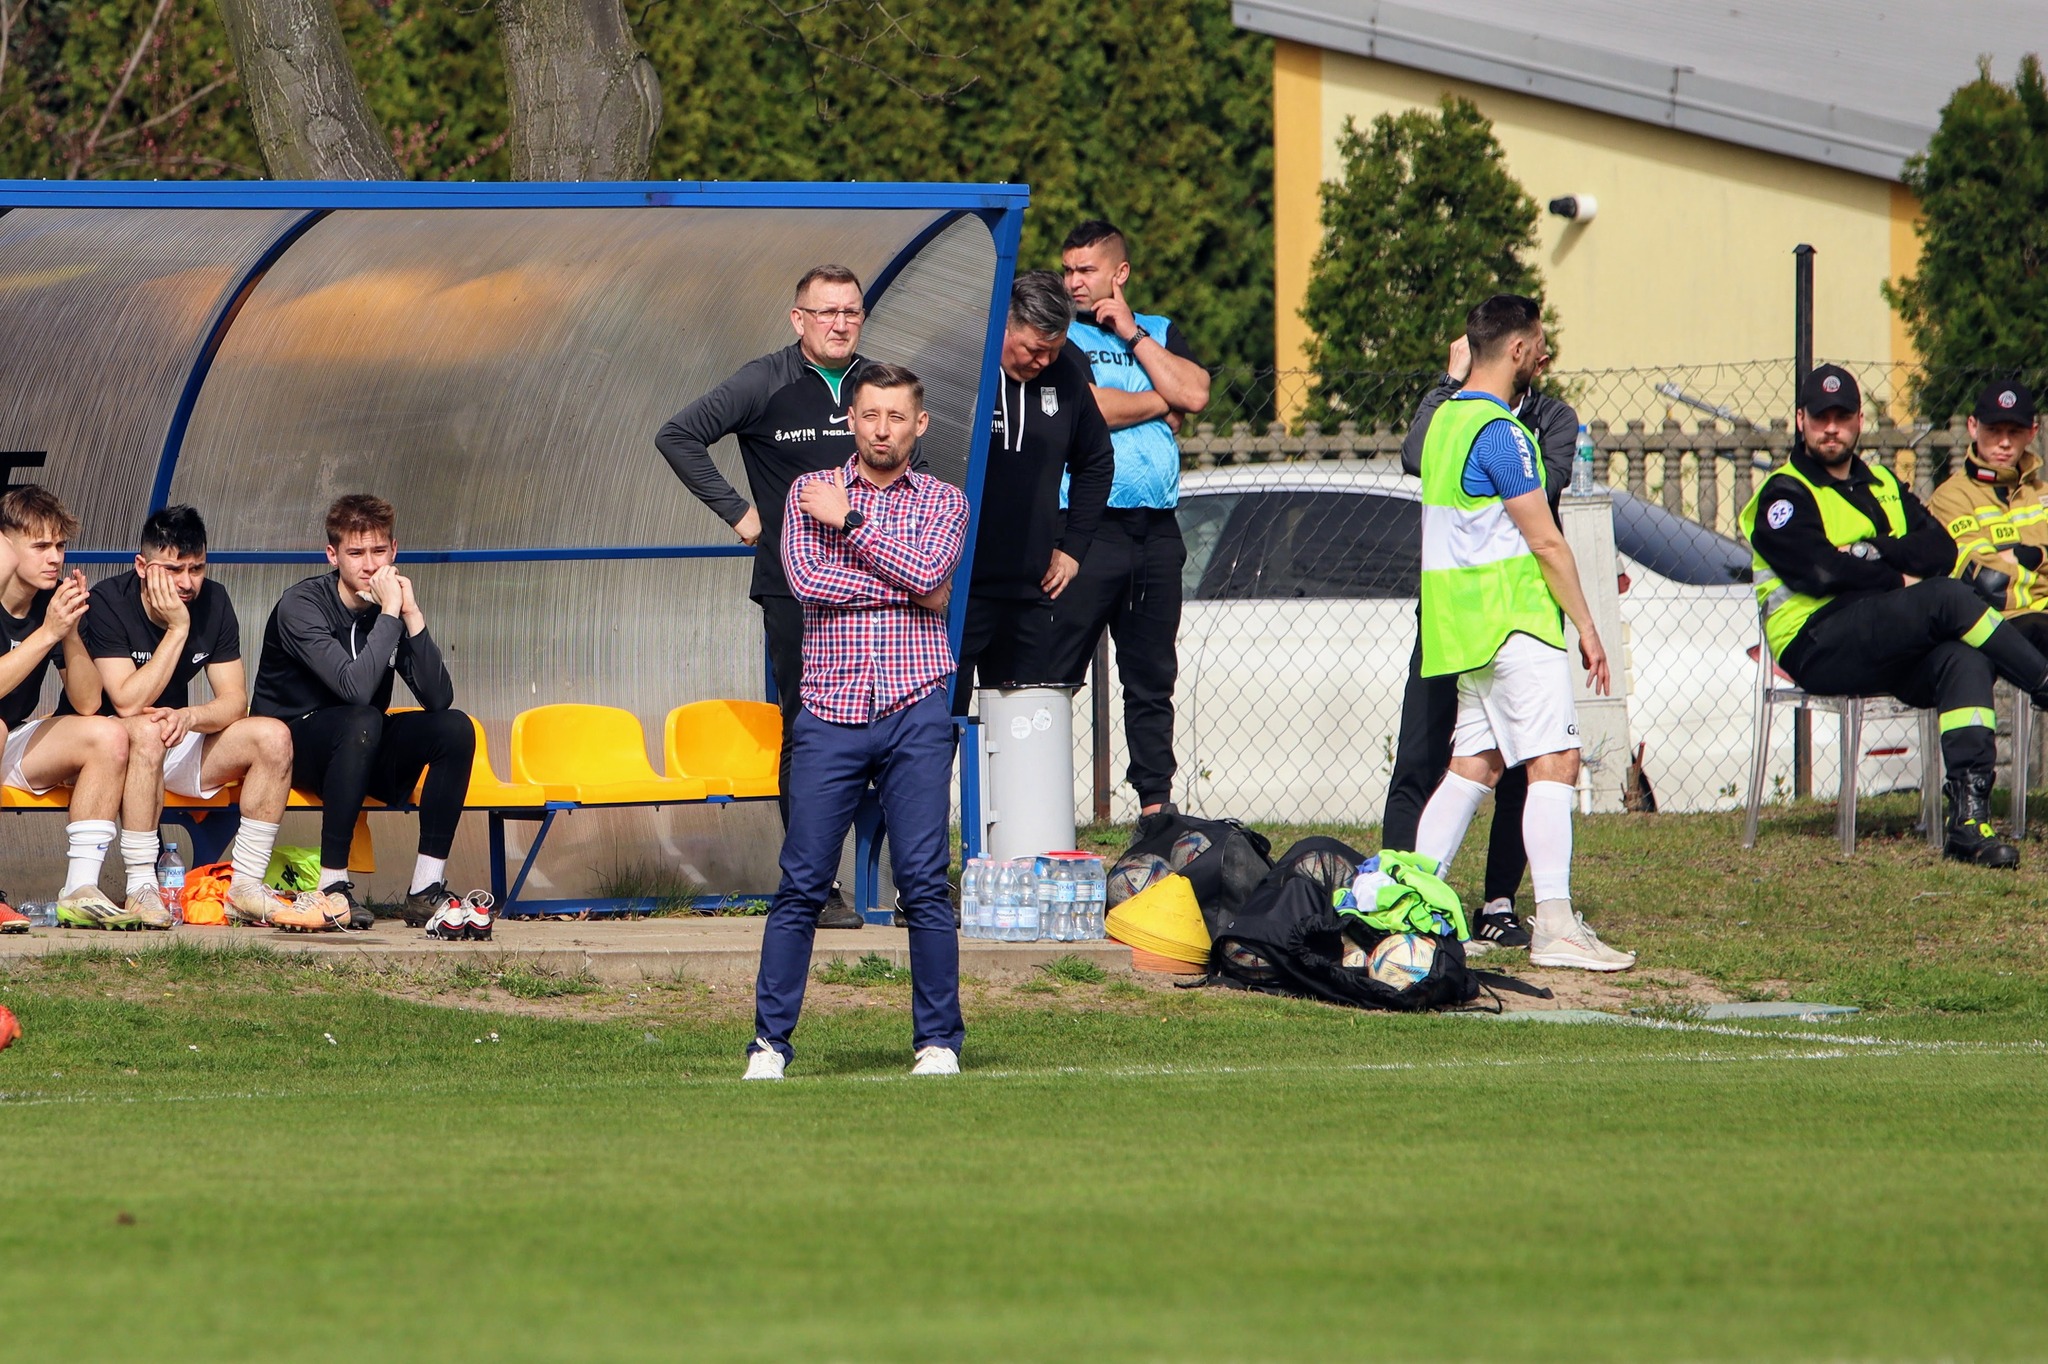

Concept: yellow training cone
[[1105, 873, 1210, 966]]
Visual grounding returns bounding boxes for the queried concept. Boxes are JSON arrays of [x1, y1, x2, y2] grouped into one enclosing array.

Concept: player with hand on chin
[[251, 494, 480, 935]]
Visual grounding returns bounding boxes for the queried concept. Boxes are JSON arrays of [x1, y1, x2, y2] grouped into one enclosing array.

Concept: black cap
[[1973, 381, 2038, 426], [1799, 364, 1861, 415]]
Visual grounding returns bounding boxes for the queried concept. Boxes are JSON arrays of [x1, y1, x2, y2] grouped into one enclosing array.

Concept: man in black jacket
[[252, 494, 476, 930], [1382, 334, 1579, 949], [655, 264, 880, 928], [1744, 365, 2048, 867], [956, 271, 1115, 709]]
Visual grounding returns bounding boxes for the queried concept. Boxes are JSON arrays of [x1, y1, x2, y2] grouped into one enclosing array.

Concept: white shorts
[[1, 718, 223, 799], [1451, 632, 1581, 768]]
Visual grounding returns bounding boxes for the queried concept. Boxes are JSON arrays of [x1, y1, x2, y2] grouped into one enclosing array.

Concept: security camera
[[1547, 194, 1598, 223]]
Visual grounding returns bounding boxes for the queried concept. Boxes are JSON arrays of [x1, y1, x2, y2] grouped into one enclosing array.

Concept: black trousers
[[760, 594, 807, 830], [1045, 509, 1184, 807], [952, 594, 1057, 714], [1380, 623, 1530, 905], [288, 706, 475, 871], [1782, 578, 2048, 782]]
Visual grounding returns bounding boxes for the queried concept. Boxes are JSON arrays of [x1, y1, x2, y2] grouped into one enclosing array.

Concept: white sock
[[318, 866, 350, 892], [409, 855, 448, 896], [231, 818, 281, 891], [1412, 772, 1491, 875], [1535, 898, 1577, 935], [63, 819, 118, 897], [120, 829, 161, 895], [1523, 780, 1576, 906]]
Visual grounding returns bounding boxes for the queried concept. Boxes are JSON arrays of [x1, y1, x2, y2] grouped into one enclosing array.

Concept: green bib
[[1740, 460, 1906, 658], [1417, 397, 1566, 677]]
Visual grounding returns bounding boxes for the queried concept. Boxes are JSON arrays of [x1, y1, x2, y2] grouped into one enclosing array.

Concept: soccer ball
[[1366, 933, 1437, 991], [1166, 830, 1213, 872], [1340, 942, 1368, 969], [0, 1004, 19, 1052], [1106, 853, 1173, 908]]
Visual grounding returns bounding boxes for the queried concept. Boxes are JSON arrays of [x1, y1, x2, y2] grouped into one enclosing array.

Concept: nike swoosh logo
[[828, 413, 849, 425]]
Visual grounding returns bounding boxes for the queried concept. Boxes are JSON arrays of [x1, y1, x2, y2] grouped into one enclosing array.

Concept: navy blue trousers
[[752, 689, 961, 1062]]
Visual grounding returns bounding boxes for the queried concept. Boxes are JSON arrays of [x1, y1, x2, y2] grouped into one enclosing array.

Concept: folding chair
[[1741, 620, 1941, 855]]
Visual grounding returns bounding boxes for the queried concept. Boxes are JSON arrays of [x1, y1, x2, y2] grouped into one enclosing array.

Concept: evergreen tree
[[1300, 96, 1548, 426], [1885, 56, 2048, 422]]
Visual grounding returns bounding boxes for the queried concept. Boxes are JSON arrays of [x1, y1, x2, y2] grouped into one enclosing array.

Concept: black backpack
[[1207, 837, 1480, 1012], [1106, 812, 1273, 937]]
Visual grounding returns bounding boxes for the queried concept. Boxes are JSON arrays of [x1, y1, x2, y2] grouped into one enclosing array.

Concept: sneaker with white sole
[[124, 883, 175, 930], [1466, 897, 1530, 957], [1528, 907, 1635, 972], [743, 1043, 786, 1081], [424, 901, 469, 941], [910, 1045, 960, 1076], [460, 890, 494, 941], [225, 880, 293, 926]]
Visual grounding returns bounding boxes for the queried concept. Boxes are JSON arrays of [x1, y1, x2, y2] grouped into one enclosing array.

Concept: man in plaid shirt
[[745, 362, 971, 1080]]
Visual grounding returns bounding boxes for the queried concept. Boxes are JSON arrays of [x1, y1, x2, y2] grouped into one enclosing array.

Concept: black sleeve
[[78, 583, 125, 660], [654, 353, 784, 526], [1059, 360, 1116, 564], [1871, 485, 1961, 581], [1160, 322, 1204, 370], [396, 628, 456, 712], [1531, 393, 1580, 517], [1749, 476, 1905, 596], [1399, 377, 1459, 476], [2015, 545, 2045, 571], [209, 586, 242, 665]]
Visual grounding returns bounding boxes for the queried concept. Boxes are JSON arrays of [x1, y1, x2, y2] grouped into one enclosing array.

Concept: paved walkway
[[0, 916, 1134, 985]]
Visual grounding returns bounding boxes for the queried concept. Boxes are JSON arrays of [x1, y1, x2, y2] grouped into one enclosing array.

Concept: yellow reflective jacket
[[1927, 447, 2048, 614]]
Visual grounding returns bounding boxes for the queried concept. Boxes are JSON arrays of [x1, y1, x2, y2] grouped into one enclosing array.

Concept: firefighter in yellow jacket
[[1927, 382, 2048, 656]]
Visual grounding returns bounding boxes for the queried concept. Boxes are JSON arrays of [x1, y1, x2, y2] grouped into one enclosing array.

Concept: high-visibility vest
[[1418, 397, 1565, 677], [1740, 459, 1907, 658]]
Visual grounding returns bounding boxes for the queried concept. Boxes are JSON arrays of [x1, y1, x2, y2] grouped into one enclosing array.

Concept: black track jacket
[[973, 343, 1115, 599]]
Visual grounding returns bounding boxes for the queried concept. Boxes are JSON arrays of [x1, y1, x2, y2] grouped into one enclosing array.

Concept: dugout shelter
[[0, 180, 1028, 912]]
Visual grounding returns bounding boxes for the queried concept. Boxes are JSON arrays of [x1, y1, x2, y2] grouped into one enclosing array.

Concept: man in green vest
[[1409, 295, 1633, 972], [1743, 364, 2048, 866]]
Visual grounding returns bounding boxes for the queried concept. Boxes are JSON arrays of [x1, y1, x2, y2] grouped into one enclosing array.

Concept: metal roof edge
[[0, 181, 1032, 210], [1235, 0, 1916, 181]]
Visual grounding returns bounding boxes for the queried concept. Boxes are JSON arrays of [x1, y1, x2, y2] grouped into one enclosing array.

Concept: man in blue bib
[[1048, 220, 1211, 831]]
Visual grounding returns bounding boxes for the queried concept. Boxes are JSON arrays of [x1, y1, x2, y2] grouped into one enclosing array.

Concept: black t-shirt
[[0, 589, 58, 728], [59, 574, 242, 716]]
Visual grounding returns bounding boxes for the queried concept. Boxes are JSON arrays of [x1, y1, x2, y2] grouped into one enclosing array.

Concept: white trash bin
[[976, 686, 1078, 862]]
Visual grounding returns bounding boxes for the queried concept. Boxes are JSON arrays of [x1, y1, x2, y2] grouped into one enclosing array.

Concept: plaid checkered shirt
[[781, 456, 969, 725]]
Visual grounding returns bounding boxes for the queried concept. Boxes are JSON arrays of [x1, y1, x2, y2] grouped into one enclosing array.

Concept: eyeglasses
[[795, 307, 866, 325]]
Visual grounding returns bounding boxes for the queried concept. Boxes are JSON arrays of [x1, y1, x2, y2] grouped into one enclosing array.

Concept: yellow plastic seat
[[510, 704, 709, 805], [460, 714, 547, 808], [664, 699, 780, 799], [1, 785, 72, 809]]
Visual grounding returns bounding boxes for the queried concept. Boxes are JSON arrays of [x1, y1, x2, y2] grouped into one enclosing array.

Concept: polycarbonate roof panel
[[0, 207, 303, 547], [861, 214, 997, 491], [170, 206, 949, 549]]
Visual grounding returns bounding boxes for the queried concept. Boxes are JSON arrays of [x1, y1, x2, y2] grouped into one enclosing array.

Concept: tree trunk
[[212, 0, 399, 178], [499, 0, 660, 180]]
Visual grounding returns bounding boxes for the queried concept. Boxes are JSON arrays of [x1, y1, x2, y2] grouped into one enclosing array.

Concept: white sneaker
[[1528, 907, 1636, 972], [910, 1045, 960, 1076], [742, 1043, 786, 1081]]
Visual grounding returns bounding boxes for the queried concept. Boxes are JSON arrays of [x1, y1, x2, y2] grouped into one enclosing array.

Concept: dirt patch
[[1497, 964, 1737, 1013]]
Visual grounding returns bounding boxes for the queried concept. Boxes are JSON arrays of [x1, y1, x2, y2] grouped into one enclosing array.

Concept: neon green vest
[[1739, 459, 1906, 658], [1418, 397, 1566, 677]]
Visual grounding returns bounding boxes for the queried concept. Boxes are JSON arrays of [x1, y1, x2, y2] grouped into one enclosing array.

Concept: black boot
[[1944, 772, 2020, 868], [817, 882, 863, 929]]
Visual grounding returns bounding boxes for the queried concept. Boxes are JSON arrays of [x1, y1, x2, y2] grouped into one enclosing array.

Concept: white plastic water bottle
[[1087, 856, 1108, 939], [1053, 860, 1078, 941], [156, 840, 186, 924], [1570, 423, 1597, 495], [1014, 859, 1041, 941], [974, 858, 997, 938], [959, 859, 982, 939], [993, 863, 1019, 941]]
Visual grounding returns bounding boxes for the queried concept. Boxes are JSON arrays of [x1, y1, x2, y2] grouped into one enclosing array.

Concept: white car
[[1076, 464, 1921, 823]]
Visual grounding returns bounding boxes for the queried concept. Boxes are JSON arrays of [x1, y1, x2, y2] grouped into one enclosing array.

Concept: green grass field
[[5, 802, 2048, 1361]]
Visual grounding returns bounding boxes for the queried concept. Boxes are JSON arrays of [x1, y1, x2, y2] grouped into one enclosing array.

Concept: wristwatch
[[1122, 326, 1146, 345], [841, 509, 866, 533]]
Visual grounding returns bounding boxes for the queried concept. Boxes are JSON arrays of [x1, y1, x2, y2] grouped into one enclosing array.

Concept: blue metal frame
[[5, 179, 1032, 920]]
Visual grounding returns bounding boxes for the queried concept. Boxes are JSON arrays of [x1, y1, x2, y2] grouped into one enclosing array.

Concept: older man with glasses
[[657, 264, 899, 928]]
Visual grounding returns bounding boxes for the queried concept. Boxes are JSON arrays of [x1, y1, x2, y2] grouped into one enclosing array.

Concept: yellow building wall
[[1277, 48, 1921, 391]]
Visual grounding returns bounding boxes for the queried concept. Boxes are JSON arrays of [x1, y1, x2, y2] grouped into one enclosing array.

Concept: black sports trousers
[[1045, 508, 1183, 808], [952, 595, 1057, 714], [1782, 578, 2048, 782], [287, 705, 475, 870], [760, 594, 807, 830], [1380, 620, 1531, 905]]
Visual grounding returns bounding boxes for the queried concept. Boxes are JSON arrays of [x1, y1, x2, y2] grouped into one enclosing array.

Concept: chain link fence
[[1072, 361, 2048, 827]]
